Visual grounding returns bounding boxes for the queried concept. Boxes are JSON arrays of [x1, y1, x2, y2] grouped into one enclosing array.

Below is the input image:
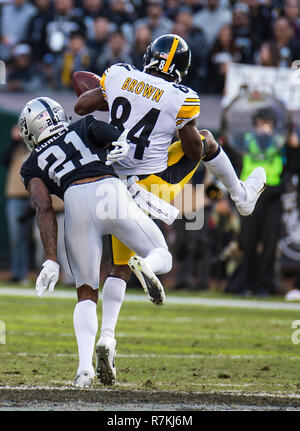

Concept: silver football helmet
[[19, 97, 70, 150]]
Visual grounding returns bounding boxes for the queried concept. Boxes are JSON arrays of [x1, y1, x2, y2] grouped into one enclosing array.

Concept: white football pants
[[63, 177, 170, 289]]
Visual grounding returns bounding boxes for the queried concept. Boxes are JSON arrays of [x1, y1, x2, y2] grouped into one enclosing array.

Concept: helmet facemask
[[19, 97, 70, 151]]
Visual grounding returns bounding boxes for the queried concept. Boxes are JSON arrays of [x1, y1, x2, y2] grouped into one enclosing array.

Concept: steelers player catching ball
[[73, 34, 266, 387]]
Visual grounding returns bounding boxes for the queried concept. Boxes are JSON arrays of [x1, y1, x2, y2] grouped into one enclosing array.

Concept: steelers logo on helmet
[[143, 34, 191, 83]]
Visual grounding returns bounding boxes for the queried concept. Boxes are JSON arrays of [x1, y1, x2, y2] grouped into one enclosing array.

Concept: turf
[[1, 287, 300, 396]]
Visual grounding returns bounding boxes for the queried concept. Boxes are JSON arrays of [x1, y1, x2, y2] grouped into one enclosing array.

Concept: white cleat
[[234, 167, 266, 216], [128, 255, 166, 305], [95, 337, 117, 386], [72, 370, 94, 389], [285, 289, 300, 301]]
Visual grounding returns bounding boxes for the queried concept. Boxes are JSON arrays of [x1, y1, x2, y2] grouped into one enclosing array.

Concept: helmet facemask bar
[[19, 114, 37, 151]]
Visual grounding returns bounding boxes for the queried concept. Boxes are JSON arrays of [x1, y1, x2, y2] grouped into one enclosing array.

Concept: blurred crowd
[[1, 0, 300, 94]]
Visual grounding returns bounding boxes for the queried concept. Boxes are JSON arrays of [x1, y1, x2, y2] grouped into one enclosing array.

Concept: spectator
[[107, 0, 136, 45], [44, 0, 86, 55], [95, 30, 132, 74], [107, 0, 135, 26], [82, 0, 105, 17], [172, 207, 212, 291], [208, 188, 240, 289], [165, 0, 182, 20], [232, 2, 259, 63], [131, 25, 152, 71], [207, 25, 242, 94], [225, 108, 300, 296], [174, 7, 209, 92], [2, 125, 32, 284], [88, 16, 112, 55], [58, 31, 96, 88], [245, 0, 273, 44], [0, 37, 11, 62], [0, 0, 37, 48], [182, 0, 203, 14], [5, 44, 46, 92], [26, 0, 54, 61], [255, 40, 280, 66], [82, 0, 107, 40], [193, 0, 232, 49], [272, 16, 300, 67], [284, 0, 300, 40], [135, 0, 173, 41]]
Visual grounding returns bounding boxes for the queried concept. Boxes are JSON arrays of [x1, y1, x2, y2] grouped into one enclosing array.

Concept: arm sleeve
[[176, 92, 201, 129], [87, 119, 121, 147]]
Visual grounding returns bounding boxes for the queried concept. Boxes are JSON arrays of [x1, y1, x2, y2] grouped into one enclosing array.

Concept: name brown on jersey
[[121, 77, 164, 103]]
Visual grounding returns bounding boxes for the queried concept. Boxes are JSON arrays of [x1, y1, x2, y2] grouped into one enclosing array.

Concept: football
[[72, 71, 101, 97]]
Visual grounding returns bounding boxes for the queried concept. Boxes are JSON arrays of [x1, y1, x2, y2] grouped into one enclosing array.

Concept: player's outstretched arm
[[28, 178, 58, 262], [28, 178, 59, 297], [74, 88, 108, 115]]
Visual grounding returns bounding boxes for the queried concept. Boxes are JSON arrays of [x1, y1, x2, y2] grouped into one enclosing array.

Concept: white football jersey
[[100, 63, 200, 176]]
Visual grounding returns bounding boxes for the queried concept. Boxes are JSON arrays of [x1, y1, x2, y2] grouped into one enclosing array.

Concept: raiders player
[[74, 34, 266, 386], [19, 97, 173, 388]]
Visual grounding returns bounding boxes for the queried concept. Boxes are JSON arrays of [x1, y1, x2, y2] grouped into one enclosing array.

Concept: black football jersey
[[21, 115, 121, 199]]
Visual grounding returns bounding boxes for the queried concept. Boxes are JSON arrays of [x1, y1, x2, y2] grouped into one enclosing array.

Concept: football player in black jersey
[[19, 97, 172, 388]]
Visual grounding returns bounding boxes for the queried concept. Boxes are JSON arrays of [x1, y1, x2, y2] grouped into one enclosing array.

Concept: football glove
[[105, 129, 130, 166], [36, 259, 60, 298]]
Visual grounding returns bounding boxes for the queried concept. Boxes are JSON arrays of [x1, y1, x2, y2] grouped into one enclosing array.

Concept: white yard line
[[0, 384, 300, 401], [2, 351, 300, 360], [1, 286, 300, 310]]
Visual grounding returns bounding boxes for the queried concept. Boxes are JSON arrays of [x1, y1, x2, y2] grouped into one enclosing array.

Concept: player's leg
[[200, 129, 266, 215], [98, 141, 200, 360], [138, 139, 200, 203], [100, 242, 131, 341], [64, 184, 103, 388], [72, 285, 99, 388], [94, 179, 172, 385]]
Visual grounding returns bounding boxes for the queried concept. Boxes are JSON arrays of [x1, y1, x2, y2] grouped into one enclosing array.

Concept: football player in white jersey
[[74, 34, 266, 386]]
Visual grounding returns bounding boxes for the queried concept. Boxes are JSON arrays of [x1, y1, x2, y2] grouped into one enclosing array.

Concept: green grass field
[[1, 285, 300, 397]]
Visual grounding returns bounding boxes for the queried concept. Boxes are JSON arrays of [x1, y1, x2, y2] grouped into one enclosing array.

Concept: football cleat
[[95, 337, 117, 386], [285, 289, 300, 301], [234, 167, 266, 216], [72, 370, 94, 389], [128, 255, 166, 305]]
